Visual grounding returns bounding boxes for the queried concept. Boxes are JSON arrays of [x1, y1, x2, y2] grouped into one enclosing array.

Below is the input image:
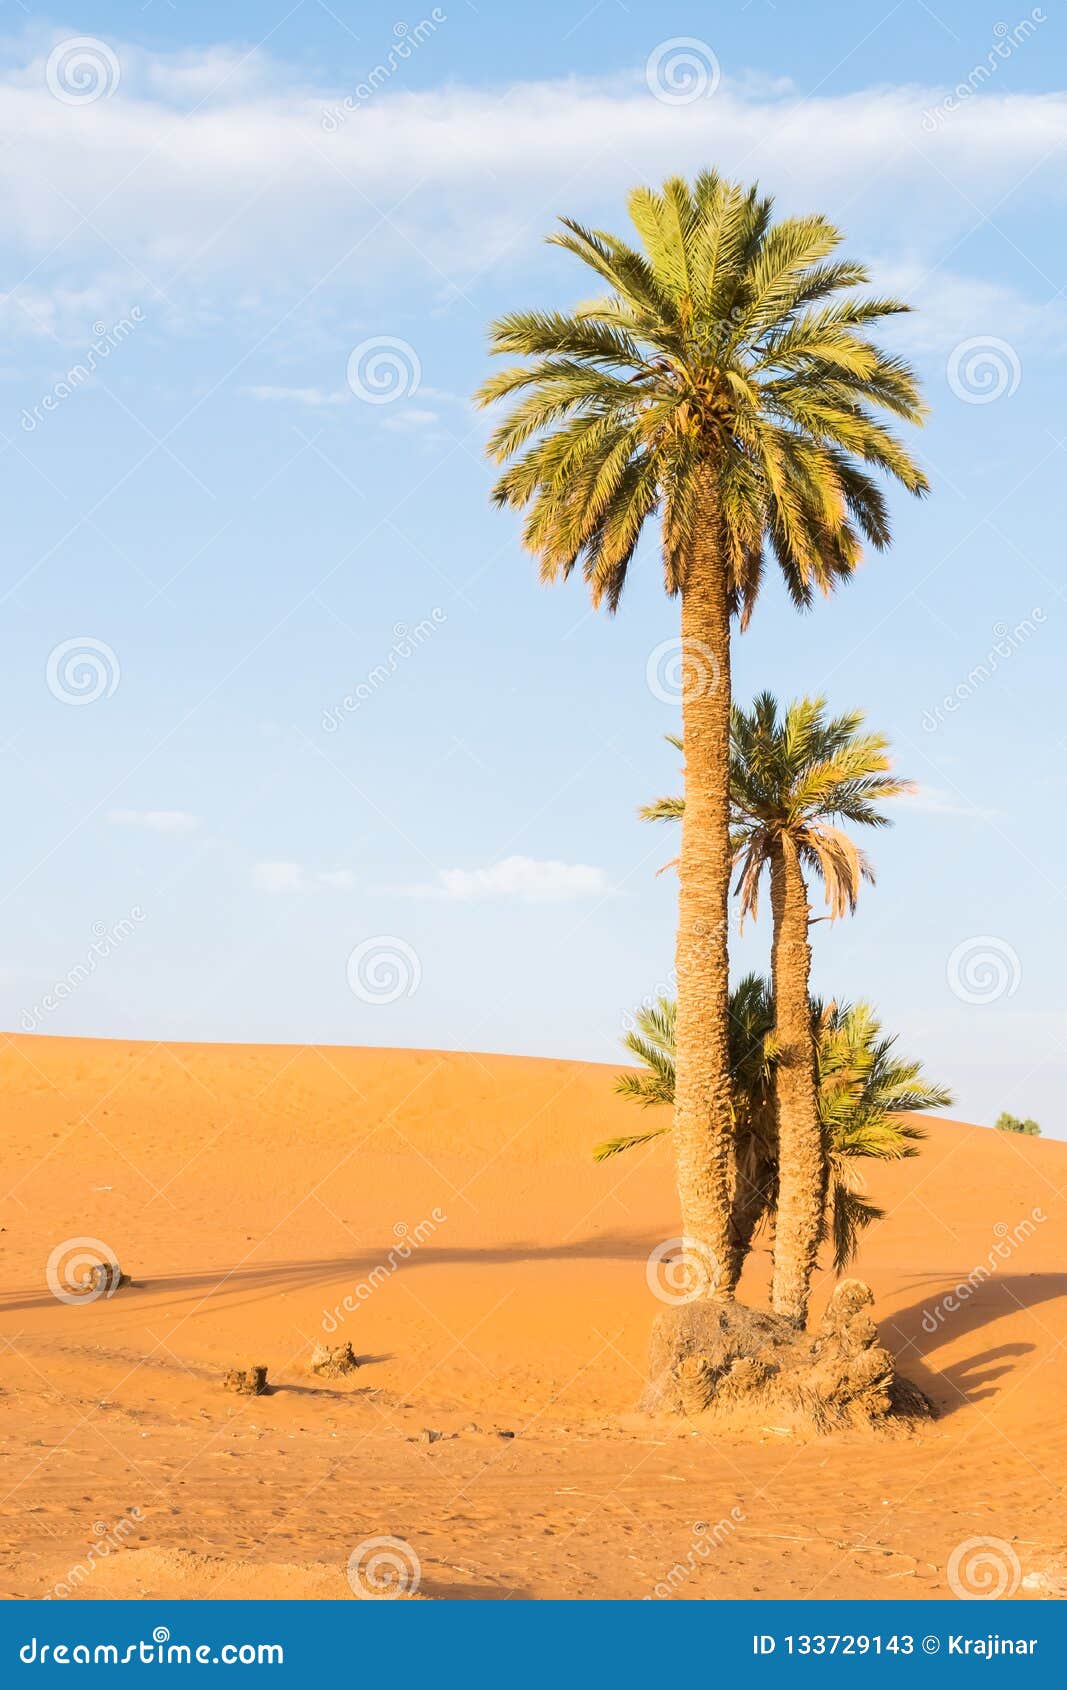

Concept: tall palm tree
[[645, 695, 913, 1324], [476, 173, 927, 1296], [597, 982, 950, 1277]]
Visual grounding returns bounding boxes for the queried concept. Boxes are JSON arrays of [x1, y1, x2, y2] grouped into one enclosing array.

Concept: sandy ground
[[1, 1032, 1065, 1602]]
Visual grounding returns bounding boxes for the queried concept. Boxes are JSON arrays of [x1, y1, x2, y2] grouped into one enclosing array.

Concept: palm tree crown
[[642, 699, 913, 914], [728, 693, 914, 922], [475, 172, 927, 617]]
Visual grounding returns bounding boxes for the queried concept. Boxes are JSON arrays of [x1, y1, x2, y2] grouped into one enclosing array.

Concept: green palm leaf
[[598, 980, 950, 1274]]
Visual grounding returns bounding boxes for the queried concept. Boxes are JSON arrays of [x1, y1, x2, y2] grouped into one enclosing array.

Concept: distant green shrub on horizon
[[995, 1111, 1042, 1137]]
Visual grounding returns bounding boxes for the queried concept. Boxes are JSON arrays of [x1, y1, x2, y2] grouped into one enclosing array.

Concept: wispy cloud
[[879, 263, 1067, 359], [898, 785, 1001, 820], [316, 868, 356, 890], [243, 385, 348, 407], [381, 408, 440, 430], [108, 809, 199, 833], [251, 861, 355, 893], [400, 854, 611, 903]]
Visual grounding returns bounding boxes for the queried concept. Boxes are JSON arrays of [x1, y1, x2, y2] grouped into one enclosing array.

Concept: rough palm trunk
[[769, 838, 824, 1325], [672, 473, 735, 1298]]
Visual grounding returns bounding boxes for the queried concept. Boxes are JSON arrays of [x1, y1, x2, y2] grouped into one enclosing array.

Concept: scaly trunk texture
[[769, 838, 824, 1326], [672, 474, 735, 1298]]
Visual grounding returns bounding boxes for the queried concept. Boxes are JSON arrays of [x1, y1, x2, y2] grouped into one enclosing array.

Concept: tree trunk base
[[639, 1280, 933, 1433]]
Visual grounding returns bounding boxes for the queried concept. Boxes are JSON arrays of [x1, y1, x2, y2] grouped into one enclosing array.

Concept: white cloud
[[1, 43, 1065, 341], [251, 861, 354, 893], [252, 861, 304, 893], [139, 44, 278, 106], [317, 868, 355, 890], [382, 408, 440, 430], [878, 263, 1067, 359], [243, 385, 347, 406], [108, 808, 199, 833], [404, 854, 611, 903]]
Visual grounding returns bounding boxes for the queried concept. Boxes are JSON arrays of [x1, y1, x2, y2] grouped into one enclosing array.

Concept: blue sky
[[0, 0, 1064, 1134]]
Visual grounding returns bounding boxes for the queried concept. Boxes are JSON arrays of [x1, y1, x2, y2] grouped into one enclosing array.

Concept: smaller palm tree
[[728, 692, 910, 921], [643, 696, 913, 1325], [730, 693, 913, 1322], [597, 981, 950, 1275]]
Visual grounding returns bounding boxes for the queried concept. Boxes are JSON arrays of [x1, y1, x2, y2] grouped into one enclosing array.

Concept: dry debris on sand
[[308, 1341, 360, 1379], [222, 1366, 268, 1396]]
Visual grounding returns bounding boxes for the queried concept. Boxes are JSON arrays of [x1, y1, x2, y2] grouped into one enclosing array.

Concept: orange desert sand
[[2, 1033, 1065, 1601]]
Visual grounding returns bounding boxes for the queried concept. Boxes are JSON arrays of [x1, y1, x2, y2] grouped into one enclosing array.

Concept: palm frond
[[593, 1125, 670, 1161]]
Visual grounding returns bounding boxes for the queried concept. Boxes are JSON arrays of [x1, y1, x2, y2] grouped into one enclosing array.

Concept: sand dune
[[2, 1033, 1065, 1600]]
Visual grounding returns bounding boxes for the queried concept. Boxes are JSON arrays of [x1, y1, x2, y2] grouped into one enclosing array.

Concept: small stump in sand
[[308, 1341, 360, 1380], [222, 1365, 268, 1396], [82, 1263, 131, 1297], [641, 1280, 933, 1433]]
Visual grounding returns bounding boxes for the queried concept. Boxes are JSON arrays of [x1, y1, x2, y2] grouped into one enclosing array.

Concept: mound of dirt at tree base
[[640, 1279, 934, 1432]]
